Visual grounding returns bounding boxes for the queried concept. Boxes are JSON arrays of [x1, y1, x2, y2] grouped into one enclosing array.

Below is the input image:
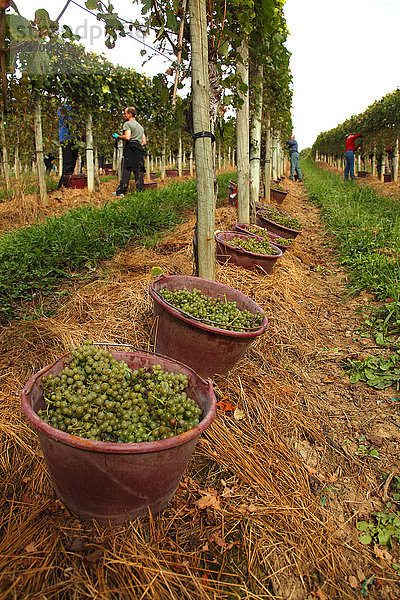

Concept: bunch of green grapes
[[159, 288, 263, 331], [246, 226, 294, 247], [263, 208, 302, 231], [246, 225, 271, 239], [228, 236, 280, 256], [270, 236, 294, 247], [38, 341, 202, 443]]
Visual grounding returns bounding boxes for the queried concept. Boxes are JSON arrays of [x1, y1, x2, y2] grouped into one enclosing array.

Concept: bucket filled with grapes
[[21, 341, 217, 525], [150, 275, 267, 379], [234, 223, 295, 253], [215, 231, 282, 273], [256, 207, 303, 240]]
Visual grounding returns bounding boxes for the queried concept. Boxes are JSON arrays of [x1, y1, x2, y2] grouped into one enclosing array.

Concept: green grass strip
[[302, 160, 400, 301], [0, 172, 234, 322]]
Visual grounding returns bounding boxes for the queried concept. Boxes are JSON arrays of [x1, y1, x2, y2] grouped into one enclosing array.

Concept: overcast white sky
[[283, 0, 400, 150], [24, 1, 400, 151]]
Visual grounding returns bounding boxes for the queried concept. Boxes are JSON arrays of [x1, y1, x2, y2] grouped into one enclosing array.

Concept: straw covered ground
[[1, 174, 399, 599]]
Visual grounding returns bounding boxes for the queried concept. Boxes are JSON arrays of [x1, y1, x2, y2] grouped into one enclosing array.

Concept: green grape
[[38, 342, 202, 444], [261, 208, 302, 230], [159, 288, 263, 331], [245, 225, 293, 247], [227, 236, 280, 256]]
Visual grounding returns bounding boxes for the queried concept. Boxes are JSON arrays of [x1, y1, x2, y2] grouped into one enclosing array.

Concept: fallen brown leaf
[[210, 531, 234, 552], [195, 493, 221, 511], [374, 544, 393, 561], [24, 543, 37, 554], [348, 575, 358, 589], [238, 503, 257, 515]]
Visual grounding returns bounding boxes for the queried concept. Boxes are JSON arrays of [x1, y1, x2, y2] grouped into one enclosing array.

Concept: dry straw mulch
[[1, 181, 398, 600]]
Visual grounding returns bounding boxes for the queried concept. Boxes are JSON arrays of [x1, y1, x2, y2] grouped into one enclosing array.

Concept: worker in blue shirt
[[286, 135, 303, 182], [57, 105, 79, 189]]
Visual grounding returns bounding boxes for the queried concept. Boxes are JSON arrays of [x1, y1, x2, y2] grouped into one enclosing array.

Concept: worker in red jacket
[[344, 133, 363, 180]]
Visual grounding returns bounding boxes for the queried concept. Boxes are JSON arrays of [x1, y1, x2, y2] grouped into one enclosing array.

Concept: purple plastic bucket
[[234, 223, 291, 253], [255, 202, 291, 216], [215, 231, 282, 273], [256, 210, 302, 240], [21, 348, 216, 525], [65, 174, 87, 189], [270, 188, 289, 204], [149, 275, 267, 379]]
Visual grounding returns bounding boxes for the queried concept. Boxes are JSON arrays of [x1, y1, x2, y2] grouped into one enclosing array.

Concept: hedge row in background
[[312, 88, 400, 157]]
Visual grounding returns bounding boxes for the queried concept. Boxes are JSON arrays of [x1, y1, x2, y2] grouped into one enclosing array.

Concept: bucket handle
[[23, 342, 212, 395]]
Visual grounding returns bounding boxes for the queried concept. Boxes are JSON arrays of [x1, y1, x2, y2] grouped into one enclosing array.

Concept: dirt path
[[1, 171, 399, 599]]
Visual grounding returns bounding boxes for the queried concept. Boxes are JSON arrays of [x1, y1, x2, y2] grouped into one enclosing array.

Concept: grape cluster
[[159, 287, 263, 331], [38, 341, 202, 443], [246, 225, 293, 247], [262, 208, 302, 231], [271, 236, 294, 247], [228, 236, 280, 256]]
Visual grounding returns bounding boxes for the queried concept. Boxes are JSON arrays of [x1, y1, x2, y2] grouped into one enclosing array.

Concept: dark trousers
[[116, 157, 145, 194], [58, 142, 79, 188], [344, 149, 355, 180]]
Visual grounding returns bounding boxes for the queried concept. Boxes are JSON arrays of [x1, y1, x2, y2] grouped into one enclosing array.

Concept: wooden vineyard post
[[380, 154, 385, 182], [189, 0, 215, 279], [86, 111, 95, 192], [264, 121, 271, 201], [236, 37, 250, 224], [33, 95, 48, 206], [178, 134, 182, 176], [189, 149, 194, 176], [394, 139, 399, 182], [161, 126, 166, 180], [146, 153, 150, 182], [14, 144, 20, 179], [271, 130, 278, 181], [372, 146, 376, 176], [0, 110, 10, 190], [250, 64, 263, 218], [94, 145, 100, 191], [58, 146, 63, 176]]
